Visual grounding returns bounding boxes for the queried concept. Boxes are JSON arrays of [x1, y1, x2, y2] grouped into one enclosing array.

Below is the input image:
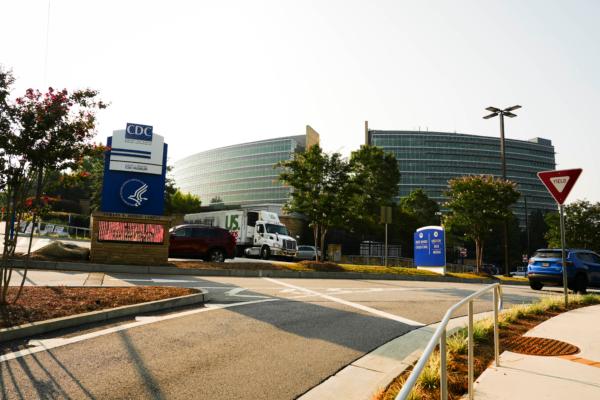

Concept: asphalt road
[[1, 271, 561, 399]]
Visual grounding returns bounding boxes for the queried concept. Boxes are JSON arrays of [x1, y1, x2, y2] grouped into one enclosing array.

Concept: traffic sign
[[537, 168, 582, 205]]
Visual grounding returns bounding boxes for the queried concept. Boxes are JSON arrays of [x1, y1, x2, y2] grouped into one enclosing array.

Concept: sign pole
[[384, 223, 388, 267], [559, 204, 568, 307]]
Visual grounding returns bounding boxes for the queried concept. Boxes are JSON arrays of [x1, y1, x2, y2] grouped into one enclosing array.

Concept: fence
[[14, 221, 91, 240]]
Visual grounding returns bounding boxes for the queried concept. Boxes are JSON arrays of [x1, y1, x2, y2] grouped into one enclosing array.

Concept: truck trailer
[[184, 209, 297, 259]]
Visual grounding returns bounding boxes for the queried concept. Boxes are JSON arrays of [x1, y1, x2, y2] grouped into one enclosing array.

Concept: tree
[[444, 176, 520, 272], [347, 145, 400, 231], [545, 200, 600, 250], [278, 145, 352, 261], [399, 188, 440, 227], [1, 68, 106, 305], [396, 189, 440, 258], [165, 190, 201, 215]]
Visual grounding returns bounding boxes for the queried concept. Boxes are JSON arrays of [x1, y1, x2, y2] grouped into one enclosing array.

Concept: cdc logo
[[125, 123, 153, 142], [120, 179, 149, 207]]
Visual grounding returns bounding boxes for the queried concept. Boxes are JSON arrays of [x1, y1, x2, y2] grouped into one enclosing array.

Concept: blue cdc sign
[[414, 226, 446, 268], [100, 123, 167, 216]]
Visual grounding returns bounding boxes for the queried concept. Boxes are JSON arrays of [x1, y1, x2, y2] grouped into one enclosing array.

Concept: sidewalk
[[474, 304, 600, 399]]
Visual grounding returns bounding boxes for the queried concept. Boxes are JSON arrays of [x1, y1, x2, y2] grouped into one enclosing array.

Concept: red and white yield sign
[[537, 168, 582, 205]]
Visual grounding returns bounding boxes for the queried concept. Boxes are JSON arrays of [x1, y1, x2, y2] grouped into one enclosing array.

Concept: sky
[[1, 0, 599, 203]]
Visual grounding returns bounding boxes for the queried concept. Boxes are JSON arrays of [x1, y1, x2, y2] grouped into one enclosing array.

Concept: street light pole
[[484, 105, 521, 276]]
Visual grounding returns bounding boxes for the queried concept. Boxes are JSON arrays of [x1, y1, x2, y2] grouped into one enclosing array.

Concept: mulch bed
[[0, 286, 197, 329], [170, 260, 290, 270], [377, 307, 580, 400]]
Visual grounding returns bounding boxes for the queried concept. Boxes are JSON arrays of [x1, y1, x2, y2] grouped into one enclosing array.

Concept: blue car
[[527, 249, 600, 293]]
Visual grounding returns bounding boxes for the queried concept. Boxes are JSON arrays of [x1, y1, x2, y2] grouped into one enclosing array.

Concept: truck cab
[[245, 211, 297, 259]]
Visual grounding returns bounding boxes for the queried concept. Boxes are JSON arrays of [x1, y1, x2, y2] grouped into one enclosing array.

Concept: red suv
[[169, 225, 236, 262]]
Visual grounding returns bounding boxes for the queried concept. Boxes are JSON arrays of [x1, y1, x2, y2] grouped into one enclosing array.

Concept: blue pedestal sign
[[100, 123, 168, 216], [414, 226, 446, 274]]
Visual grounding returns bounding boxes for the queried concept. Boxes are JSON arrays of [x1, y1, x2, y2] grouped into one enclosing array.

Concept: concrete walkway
[[474, 304, 600, 400]]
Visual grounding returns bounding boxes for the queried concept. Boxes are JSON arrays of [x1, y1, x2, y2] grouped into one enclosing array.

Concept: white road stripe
[[263, 278, 425, 327], [0, 298, 278, 363], [224, 288, 270, 299]]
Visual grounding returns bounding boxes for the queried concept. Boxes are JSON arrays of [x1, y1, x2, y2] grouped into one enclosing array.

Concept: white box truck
[[184, 209, 297, 259]]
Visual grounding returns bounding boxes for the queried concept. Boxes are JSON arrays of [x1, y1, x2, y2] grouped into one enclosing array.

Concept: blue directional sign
[[414, 226, 446, 267], [100, 124, 168, 216]]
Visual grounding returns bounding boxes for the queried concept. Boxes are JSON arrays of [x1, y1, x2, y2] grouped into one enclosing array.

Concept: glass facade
[[367, 130, 557, 223], [173, 135, 308, 206]]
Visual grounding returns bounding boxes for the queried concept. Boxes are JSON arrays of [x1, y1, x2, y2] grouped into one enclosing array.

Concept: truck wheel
[[574, 274, 588, 294], [208, 248, 225, 263], [260, 246, 270, 260], [529, 281, 543, 291]]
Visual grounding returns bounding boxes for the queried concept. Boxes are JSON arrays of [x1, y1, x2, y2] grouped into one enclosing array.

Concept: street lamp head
[[483, 113, 498, 119], [504, 112, 517, 118], [485, 106, 501, 113], [504, 105, 522, 112]]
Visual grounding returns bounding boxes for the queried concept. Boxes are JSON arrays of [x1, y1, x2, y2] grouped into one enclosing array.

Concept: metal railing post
[[493, 286, 500, 367], [468, 300, 474, 400], [440, 328, 448, 400]]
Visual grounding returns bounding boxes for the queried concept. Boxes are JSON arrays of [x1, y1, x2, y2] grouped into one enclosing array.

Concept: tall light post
[[483, 105, 521, 276]]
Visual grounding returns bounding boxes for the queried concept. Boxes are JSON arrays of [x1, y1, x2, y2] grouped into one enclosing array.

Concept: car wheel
[[208, 248, 225, 263], [260, 246, 270, 260], [574, 274, 588, 294], [529, 281, 543, 291]]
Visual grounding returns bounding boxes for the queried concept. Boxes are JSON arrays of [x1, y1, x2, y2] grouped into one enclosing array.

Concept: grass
[[375, 293, 600, 400]]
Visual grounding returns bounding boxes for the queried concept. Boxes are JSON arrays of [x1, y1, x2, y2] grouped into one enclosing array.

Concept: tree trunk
[[475, 238, 481, 274], [13, 166, 43, 304], [320, 227, 328, 263], [313, 223, 319, 262]]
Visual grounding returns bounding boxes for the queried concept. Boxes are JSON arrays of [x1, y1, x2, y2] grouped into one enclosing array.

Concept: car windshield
[[266, 224, 289, 235], [533, 250, 563, 259]]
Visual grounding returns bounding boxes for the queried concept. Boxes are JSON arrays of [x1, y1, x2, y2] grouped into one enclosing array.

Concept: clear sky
[[2, 0, 599, 203]]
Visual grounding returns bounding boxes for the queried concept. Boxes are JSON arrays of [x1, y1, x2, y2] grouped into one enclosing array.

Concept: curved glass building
[[173, 127, 319, 206], [366, 128, 557, 222]]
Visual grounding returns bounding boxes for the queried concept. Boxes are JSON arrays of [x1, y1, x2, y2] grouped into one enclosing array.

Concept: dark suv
[[527, 248, 600, 293], [169, 224, 236, 262]]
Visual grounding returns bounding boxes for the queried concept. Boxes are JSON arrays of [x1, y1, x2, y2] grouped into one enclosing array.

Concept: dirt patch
[[170, 260, 290, 270], [0, 286, 197, 329]]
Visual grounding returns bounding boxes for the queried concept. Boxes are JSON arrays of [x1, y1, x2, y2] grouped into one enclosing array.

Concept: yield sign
[[537, 168, 582, 205]]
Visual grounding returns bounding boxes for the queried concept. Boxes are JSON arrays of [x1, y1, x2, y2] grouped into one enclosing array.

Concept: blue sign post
[[414, 226, 446, 274]]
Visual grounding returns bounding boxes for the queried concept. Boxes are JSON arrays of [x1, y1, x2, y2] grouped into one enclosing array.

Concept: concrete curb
[[299, 311, 495, 400], [5, 259, 528, 286], [0, 290, 208, 343]]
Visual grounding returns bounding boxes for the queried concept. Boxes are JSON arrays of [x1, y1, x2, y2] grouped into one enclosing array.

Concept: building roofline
[[368, 129, 553, 147]]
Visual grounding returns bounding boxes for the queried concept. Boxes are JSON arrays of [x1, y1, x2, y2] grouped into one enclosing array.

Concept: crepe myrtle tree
[[444, 175, 520, 273], [0, 66, 107, 304]]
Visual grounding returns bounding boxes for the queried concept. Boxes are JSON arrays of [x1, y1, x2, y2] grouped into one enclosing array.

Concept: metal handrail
[[395, 283, 503, 400]]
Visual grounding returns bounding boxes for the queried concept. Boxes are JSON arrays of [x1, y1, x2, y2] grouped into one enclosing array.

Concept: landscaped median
[[7, 257, 528, 285], [373, 293, 600, 400], [0, 286, 207, 342]]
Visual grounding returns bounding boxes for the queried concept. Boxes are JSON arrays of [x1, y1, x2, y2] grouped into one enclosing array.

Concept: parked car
[[169, 224, 236, 262], [527, 248, 600, 293], [295, 245, 322, 261]]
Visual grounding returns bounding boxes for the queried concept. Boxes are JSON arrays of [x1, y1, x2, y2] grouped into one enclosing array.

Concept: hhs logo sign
[[125, 123, 153, 142]]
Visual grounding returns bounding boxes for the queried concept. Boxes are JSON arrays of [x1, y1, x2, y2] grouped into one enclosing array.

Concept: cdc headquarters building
[[365, 124, 557, 223], [173, 126, 319, 207]]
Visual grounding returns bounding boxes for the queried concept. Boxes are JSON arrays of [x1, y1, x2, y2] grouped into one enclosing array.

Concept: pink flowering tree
[[0, 67, 107, 305]]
